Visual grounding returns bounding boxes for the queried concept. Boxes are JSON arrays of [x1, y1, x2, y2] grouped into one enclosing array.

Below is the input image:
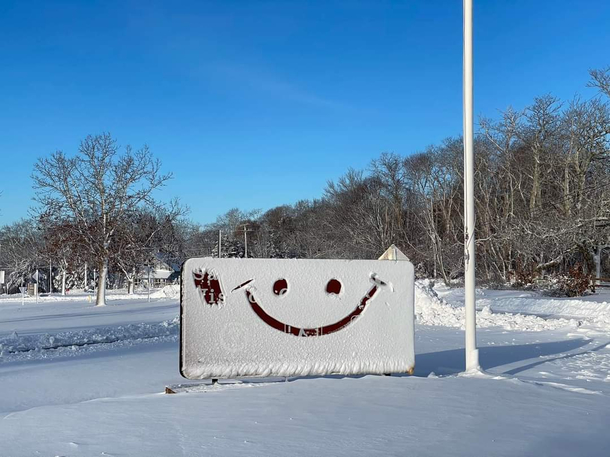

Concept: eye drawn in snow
[[232, 274, 387, 337], [326, 278, 342, 295], [193, 269, 225, 306], [272, 279, 289, 296]]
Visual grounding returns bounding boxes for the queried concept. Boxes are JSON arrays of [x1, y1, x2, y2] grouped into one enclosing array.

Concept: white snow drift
[[0, 318, 179, 357], [415, 280, 579, 331]]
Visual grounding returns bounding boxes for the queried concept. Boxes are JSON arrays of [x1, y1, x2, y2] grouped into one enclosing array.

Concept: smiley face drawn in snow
[[229, 274, 388, 337]]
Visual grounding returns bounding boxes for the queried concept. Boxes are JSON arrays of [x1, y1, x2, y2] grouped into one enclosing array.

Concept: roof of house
[[150, 268, 173, 280]]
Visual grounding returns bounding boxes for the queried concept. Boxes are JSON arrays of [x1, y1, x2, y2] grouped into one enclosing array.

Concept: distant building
[[136, 258, 179, 288]]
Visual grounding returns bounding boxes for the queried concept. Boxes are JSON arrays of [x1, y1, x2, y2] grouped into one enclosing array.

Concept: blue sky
[[1, 0, 609, 226]]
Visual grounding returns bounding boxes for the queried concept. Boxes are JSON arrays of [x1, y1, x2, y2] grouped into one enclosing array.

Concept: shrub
[[558, 263, 595, 297]]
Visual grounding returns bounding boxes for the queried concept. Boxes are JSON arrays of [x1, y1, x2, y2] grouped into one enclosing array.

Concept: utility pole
[[35, 269, 39, 303], [463, 0, 479, 372], [84, 262, 88, 290], [244, 224, 248, 258], [242, 224, 254, 258], [147, 264, 151, 302], [218, 230, 222, 258], [49, 259, 52, 294]]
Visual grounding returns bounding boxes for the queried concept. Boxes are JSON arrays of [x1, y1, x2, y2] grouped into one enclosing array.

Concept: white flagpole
[[463, 0, 479, 372]]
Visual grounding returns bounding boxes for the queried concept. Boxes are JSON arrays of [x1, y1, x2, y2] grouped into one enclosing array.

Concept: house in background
[[136, 258, 179, 288]]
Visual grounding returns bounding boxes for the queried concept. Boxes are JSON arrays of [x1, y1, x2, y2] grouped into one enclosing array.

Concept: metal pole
[[218, 230, 222, 258], [596, 245, 602, 285], [49, 259, 52, 294], [244, 224, 248, 258], [147, 265, 151, 302], [463, 0, 479, 372], [84, 262, 88, 290]]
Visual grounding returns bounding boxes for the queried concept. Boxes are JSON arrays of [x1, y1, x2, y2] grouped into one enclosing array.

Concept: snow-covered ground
[[1, 284, 610, 456]]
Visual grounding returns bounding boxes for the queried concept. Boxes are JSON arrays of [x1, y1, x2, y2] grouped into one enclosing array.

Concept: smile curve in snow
[[232, 275, 386, 337]]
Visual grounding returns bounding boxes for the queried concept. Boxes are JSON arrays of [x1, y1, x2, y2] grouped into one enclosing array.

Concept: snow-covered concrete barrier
[[180, 258, 414, 379]]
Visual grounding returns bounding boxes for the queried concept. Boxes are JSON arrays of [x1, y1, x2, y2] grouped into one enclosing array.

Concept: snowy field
[[1, 283, 610, 456]]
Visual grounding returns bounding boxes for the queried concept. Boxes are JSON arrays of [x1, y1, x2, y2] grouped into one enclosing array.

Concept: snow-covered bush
[[557, 264, 595, 297]]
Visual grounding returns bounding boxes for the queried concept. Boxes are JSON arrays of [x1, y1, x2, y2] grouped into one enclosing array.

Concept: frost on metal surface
[[180, 258, 414, 379]]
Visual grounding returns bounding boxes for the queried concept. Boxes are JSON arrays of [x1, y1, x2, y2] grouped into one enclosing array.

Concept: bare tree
[[0, 219, 45, 293], [519, 95, 562, 217], [32, 133, 173, 306], [589, 67, 610, 98], [42, 218, 77, 295], [112, 206, 184, 293]]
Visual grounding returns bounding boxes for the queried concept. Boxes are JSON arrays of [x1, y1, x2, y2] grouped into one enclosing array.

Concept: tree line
[[199, 68, 610, 291], [1, 68, 609, 302]]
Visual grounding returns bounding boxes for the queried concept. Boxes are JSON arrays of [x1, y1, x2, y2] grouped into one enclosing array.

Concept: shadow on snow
[[412, 338, 591, 377]]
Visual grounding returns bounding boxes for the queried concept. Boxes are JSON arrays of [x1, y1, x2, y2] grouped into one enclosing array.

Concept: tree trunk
[[95, 259, 108, 306], [563, 161, 571, 217], [127, 267, 136, 294], [530, 144, 540, 217], [436, 236, 450, 286]]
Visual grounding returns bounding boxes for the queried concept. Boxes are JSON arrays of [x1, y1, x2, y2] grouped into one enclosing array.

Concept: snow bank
[[479, 296, 610, 327], [415, 281, 578, 331], [150, 284, 180, 299], [0, 291, 165, 304], [0, 317, 179, 356], [0, 286, 184, 305]]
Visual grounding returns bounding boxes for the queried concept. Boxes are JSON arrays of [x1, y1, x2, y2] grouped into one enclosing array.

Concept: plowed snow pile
[[0, 317, 179, 356], [150, 284, 180, 299], [478, 295, 610, 328], [414, 280, 578, 331]]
